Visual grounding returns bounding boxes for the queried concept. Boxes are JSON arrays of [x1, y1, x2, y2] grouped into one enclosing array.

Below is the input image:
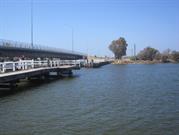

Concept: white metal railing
[[0, 59, 81, 74]]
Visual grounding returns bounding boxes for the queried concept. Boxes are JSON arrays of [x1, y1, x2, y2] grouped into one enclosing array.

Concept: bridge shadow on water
[[0, 75, 80, 98]]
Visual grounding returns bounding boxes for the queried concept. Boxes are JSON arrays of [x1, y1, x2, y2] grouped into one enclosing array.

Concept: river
[[0, 64, 179, 135]]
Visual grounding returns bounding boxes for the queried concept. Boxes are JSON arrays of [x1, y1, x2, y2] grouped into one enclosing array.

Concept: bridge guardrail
[[0, 39, 86, 56]]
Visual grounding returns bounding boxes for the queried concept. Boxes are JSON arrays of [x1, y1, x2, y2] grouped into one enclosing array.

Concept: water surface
[[0, 64, 179, 135]]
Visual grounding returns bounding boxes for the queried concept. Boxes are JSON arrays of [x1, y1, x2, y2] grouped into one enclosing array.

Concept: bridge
[[0, 39, 86, 60], [0, 39, 86, 89]]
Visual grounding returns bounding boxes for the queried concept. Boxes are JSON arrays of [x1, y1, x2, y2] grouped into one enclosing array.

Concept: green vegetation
[[108, 37, 179, 63], [170, 51, 179, 62], [109, 37, 128, 59], [136, 47, 179, 63], [137, 47, 159, 61]]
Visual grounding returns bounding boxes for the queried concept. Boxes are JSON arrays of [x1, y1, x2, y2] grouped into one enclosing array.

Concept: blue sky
[[0, 0, 179, 56]]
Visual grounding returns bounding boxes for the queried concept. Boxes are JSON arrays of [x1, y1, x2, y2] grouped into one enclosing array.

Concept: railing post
[[54, 61, 56, 67], [38, 61, 41, 67], [50, 61, 52, 67], [13, 62, 15, 71], [41, 60, 43, 67], [25, 61, 28, 70], [18, 60, 21, 70], [56, 60, 58, 67], [59, 60, 61, 66], [22, 62, 24, 70], [0, 64, 1, 73], [52, 61, 54, 67], [32, 60, 34, 68], [2, 63, 5, 73], [58, 60, 60, 67], [79, 62, 81, 68]]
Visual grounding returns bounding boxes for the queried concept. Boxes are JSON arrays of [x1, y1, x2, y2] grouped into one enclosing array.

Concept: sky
[[0, 0, 179, 56]]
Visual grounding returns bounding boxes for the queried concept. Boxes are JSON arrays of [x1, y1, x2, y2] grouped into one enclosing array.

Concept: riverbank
[[112, 59, 178, 64]]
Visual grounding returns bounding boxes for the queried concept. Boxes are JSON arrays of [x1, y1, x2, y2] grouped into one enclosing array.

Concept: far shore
[[112, 59, 179, 65]]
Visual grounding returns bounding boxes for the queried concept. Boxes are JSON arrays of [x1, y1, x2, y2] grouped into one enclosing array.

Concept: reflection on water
[[0, 64, 179, 135]]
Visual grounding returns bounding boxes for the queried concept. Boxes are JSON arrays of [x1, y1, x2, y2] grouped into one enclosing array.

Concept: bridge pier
[[58, 69, 73, 77], [0, 82, 17, 90], [49, 69, 73, 78], [28, 74, 48, 81]]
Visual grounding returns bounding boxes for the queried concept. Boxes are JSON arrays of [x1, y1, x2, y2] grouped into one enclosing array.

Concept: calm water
[[0, 64, 179, 135]]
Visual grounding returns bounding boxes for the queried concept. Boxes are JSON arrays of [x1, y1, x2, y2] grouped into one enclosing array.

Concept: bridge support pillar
[[0, 82, 17, 90], [59, 69, 73, 77]]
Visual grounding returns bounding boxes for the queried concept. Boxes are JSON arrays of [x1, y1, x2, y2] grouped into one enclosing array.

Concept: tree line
[[109, 37, 179, 62], [136, 47, 179, 62]]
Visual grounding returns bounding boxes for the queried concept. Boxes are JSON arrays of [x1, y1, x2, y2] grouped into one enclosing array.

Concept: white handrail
[[0, 59, 81, 73]]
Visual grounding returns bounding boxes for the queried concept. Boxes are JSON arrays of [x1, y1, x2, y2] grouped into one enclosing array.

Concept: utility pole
[[134, 44, 136, 61], [72, 27, 74, 52], [31, 0, 34, 48]]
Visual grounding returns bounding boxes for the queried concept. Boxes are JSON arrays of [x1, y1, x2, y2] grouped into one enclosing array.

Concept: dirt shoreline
[[112, 60, 178, 64]]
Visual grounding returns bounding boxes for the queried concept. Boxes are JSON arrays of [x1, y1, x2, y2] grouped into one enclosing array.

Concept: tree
[[161, 49, 171, 62], [137, 47, 159, 61], [154, 52, 161, 60], [161, 55, 168, 62], [109, 37, 128, 59], [163, 48, 171, 56], [171, 51, 179, 62]]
